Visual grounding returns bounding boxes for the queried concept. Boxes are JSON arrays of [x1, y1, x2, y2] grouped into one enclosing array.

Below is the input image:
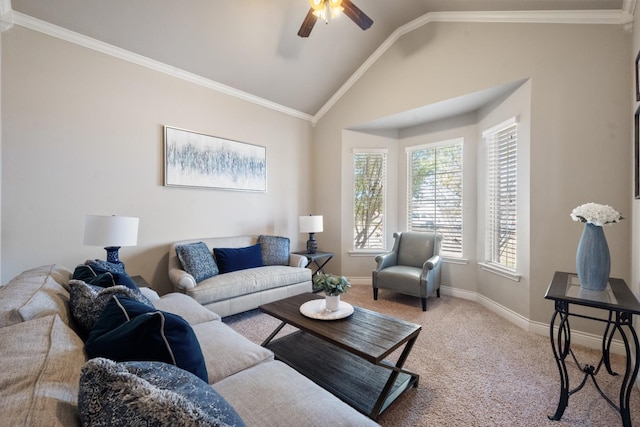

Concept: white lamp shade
[[84, 215, 139, 247], [299, 215, 323, 233]]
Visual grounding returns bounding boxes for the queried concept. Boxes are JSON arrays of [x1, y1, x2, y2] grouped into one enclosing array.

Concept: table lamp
[[299, 215, 323, 254], [84, 215, 139, 268]]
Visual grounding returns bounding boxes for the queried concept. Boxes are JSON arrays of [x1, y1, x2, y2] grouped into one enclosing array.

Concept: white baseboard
[[438, 285, 627, 355]]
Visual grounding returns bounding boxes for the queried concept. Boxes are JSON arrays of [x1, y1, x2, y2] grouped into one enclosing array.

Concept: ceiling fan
[[298, 0, 373, 38]]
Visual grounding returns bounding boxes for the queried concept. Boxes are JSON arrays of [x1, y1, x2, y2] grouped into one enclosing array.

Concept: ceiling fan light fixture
[[329, 1, 344, 18], [309, 0, 324, 11]]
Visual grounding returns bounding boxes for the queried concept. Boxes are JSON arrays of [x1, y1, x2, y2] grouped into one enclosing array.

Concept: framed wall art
[[164, 126, 266, 192], [636, 50, 640, 101]]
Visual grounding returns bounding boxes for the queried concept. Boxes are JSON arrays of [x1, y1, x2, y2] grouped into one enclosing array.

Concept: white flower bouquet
[[570, 203, 623, 226]]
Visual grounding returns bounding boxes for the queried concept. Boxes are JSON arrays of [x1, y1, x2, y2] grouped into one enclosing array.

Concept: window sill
[[348, 251, 383, 257], [478, 262, 521, 282], [442, 256, 468, 265]]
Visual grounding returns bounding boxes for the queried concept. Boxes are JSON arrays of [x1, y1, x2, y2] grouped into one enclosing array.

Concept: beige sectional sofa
[[168, 235, 312, 317], [0, 264, 378, 426]]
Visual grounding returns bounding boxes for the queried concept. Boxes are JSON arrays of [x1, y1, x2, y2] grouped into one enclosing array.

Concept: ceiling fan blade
[[341, 0, 373, 31], [298, 8, 318, 37]]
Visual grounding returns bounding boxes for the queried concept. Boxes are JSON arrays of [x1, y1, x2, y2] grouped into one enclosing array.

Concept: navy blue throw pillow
[[73, 264, 138, 291], [86, 296, 208, 382], [214, 243, 263, 273]]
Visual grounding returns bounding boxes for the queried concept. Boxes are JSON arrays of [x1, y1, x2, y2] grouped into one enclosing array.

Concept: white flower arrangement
[[570, 202, 623, 226]]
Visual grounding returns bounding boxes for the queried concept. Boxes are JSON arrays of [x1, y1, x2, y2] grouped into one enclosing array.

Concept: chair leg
[[437, 288, 440, 298], [421, 297, 427, 311], [373, 288, 378, 300]]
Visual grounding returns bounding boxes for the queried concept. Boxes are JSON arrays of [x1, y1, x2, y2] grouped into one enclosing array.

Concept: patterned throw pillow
[[258, 235, 290, 266], [86, 296, 208, 382], [69, 280, 153, 337], [176, 242, 219, 283], [79, 358, 246, 427]]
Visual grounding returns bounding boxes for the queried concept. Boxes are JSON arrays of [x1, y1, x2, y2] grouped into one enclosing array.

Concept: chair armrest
[[423, 255, 441, 272], [374, 252, 397, 271], [289, 253, 308, 268], [168, 267, 197, 290]]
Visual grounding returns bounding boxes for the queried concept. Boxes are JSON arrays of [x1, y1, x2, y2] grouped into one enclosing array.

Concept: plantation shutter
[[353, 150, 387, 250], [484, 119, 518, 270], [407, 140, 463, 256]]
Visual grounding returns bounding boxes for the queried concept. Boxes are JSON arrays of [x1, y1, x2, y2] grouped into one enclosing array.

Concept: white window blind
[[407, 140, 463, 256], [484, 119, 518, 270], [353, 150, 387, 250]]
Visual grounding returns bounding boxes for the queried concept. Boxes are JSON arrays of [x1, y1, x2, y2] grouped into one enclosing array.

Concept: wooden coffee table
[[259, 293, 421, 420]]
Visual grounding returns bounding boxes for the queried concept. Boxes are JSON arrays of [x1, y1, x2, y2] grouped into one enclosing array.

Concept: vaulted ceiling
[[6, 0, 630, 121]]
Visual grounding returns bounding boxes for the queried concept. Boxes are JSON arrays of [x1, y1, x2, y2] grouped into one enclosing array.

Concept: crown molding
[[4, 7, 633, 125], [311, 8, 634, 125], [11, 11, 313, 122], [0, 0, 13, 32]]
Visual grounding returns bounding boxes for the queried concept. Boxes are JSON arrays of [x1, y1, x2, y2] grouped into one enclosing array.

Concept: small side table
[[293, 251, 334, 290], [544, 271, 640, 427], [131, 275, 151, 288]]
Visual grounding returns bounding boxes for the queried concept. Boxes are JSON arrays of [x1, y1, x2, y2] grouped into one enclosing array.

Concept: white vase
[[325, 294, 340, 312]]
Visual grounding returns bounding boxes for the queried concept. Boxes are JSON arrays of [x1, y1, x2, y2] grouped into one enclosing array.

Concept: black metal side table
[[292, 251, 334, 290], [544, 271, 640, 427]]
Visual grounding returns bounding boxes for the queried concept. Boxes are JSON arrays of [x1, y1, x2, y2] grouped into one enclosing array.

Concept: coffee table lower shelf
[[265, 330, 418, 419]]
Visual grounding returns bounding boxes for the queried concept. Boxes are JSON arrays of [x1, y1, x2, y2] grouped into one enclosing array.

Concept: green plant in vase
[[313, 271, 351, 296]]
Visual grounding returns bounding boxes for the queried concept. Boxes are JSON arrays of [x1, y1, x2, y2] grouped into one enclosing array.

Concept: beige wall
[[1, 26, 313, 295], [314, 22, 631, 329], [632, 4, 640, 365], [0, 17, 634, 338]]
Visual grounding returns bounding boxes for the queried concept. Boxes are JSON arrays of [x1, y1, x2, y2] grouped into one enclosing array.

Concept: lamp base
[[306, 233, 318, 254], [104, 246, 125, 269]]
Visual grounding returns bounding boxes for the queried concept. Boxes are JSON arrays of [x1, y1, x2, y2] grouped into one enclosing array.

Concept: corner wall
[[313, 21, 631, 331]]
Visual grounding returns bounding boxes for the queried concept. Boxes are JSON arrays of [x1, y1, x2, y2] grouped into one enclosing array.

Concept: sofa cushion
[[0, 264, 74, 328], [152, 292, 220, 324], [0, 315, 86, 427], [86, 296, 208, 382], [258, 235, 290, 266], [79, 358, 245, 427], [214, 243, 263, 273], [68, 280, 153, 336], [187, 265, 311, 306], [192, 320, 274, 384], [176, 241, 219, 282], [213, 360, 379, 427]]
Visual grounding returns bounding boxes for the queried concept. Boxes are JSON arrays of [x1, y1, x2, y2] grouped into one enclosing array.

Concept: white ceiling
[[6, 0, 629, 122]]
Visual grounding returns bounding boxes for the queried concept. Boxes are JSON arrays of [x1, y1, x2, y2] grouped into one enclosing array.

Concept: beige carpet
[[223, 285, 640, 426]]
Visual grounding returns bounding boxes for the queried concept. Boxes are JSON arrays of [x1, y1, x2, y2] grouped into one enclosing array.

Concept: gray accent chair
[[372, 231, 443, 311]]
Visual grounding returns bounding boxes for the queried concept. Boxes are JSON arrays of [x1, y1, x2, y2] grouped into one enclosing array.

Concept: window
[[484, 118, 518, 270], [353, 149, 387, 250], [407, 139, 463, 257]]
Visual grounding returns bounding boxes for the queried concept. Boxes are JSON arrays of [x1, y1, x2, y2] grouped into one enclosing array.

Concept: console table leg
[[549, 303, 570, 421], [617, 316, 640, 427]]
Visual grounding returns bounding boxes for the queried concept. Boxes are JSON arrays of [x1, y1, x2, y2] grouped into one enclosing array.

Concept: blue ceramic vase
[[575, 223, 610, 291]]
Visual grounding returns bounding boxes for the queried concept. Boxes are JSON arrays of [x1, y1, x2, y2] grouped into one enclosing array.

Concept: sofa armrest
[[139, 286, 160, 302], [289, 253, 308, 268], [168, 267, 197, 290]]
